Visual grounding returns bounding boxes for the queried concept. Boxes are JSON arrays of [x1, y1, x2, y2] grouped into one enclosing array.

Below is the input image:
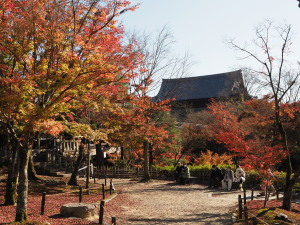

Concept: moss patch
[[253, 207, 300, 224]]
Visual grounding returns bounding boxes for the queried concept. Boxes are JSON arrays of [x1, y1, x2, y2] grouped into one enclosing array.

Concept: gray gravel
[[113, 179, 250, 225]]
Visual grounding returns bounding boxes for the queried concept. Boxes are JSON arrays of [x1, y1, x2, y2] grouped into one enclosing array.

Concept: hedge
[[153, 165, 289, 190]]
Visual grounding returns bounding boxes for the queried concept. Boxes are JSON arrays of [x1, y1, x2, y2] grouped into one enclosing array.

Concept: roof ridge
[[162, 70, 241, 81]]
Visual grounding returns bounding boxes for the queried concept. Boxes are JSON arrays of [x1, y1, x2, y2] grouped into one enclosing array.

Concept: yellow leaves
[[64, 122, 108, 141], [194, 150, 233, 166], [60, 62, 69, 71]]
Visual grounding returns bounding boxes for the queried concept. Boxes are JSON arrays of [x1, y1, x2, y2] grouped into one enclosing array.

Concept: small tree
[[227, 21, 300, 210]]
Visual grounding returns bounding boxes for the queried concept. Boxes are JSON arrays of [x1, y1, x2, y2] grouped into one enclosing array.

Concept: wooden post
[[112, 216, 116, 225], [276, 189, 279, 200], [102, 183, 105, 199], [110, 179, 113, 195], [244, 205, 249, 225], [251, 188, 254, 200], [243, 188, 247, 205], [41, 192, 46, 215], [86, 141, 90, 193], [79, 186, 83, 203], [105, 176, 107, 186], [99, 200, 105, 225], [238, 195, 243, 220], [94, 175, 96, 184]]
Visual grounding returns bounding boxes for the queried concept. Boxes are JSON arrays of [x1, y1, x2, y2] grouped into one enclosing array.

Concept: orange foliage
[[34, 120, 65, 137], [194, 150, 233, 166]]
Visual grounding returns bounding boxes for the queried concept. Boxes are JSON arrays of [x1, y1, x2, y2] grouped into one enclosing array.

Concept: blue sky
[[120, 0, 300, 78]]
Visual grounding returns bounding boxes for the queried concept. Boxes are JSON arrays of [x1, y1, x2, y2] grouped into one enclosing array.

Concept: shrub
[[152, 164, 289, 190], [194, 150, 233, 165]]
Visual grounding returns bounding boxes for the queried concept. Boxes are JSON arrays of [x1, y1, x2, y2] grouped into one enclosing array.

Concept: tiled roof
[[153, 70, 245, 101]]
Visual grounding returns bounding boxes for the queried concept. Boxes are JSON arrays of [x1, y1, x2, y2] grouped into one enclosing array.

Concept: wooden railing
[[94, 167, 167, 179]]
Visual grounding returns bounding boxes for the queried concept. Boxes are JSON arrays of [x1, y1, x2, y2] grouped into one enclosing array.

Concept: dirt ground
[[111, 179, 252, 225]]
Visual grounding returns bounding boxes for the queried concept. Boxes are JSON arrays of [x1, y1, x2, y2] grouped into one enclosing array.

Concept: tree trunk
[[68, 143, 84, 186], [143, 141, 150, 181], [4, 144, 19, 205], [95, 143, 105, 168], [282, 180, 293, 210], [274, 104, 295, 211], [120, 146, 124, 160], [15, 148, 30, 222], [149, 143, 154, 166], [282, 170, 299, 210], [28, 153, 40, 181]]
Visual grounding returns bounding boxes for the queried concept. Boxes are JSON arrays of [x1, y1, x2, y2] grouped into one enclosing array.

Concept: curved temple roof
[[153, 70, 245, 102]]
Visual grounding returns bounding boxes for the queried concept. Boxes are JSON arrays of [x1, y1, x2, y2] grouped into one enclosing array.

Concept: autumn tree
[[227, 21, 300, 210], [99, 27, 188, 179], [0, 0, 140, 222], [104, 89, 173, 180], [208, 99, 287, 171]]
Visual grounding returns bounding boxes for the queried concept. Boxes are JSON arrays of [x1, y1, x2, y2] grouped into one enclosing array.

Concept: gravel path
[[112, 179, 247, 225]]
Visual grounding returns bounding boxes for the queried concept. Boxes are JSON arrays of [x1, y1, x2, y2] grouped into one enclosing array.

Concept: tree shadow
[[121, 182, 206, 194], [128, 212, 232, 225]]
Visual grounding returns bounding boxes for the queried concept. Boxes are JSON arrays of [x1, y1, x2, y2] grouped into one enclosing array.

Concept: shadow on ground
[[128, 212, 232, 225]]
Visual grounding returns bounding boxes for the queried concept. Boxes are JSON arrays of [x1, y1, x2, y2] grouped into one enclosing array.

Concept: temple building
[[153, 70, 247, 117]]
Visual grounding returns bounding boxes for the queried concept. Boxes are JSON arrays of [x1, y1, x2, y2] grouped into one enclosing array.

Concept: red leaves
[[207, 99, 288, 170]]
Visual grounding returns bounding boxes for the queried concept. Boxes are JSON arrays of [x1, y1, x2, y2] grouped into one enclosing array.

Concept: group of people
[[175, 163, 277, 195], [174, 162, 190, 184], [209, 165, 246, 191]]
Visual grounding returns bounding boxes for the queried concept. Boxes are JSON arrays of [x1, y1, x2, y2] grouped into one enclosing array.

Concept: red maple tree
[[207, 99, 287, 172]]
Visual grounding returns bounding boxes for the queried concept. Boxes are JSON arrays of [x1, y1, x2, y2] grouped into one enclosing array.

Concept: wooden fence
[[94, 167, 165, 179], [94, 167, 210, 182]]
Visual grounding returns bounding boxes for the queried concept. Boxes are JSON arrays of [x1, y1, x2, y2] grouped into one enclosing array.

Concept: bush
[[194, 150, 233, 165], [152, 164, 290, 190], [153, 164, 232, 182], [242, 171, 286, 190]]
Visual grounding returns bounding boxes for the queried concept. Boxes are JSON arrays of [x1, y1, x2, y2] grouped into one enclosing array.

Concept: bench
[[179, 176, 197, 185], [187, 176, 198, 184]]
